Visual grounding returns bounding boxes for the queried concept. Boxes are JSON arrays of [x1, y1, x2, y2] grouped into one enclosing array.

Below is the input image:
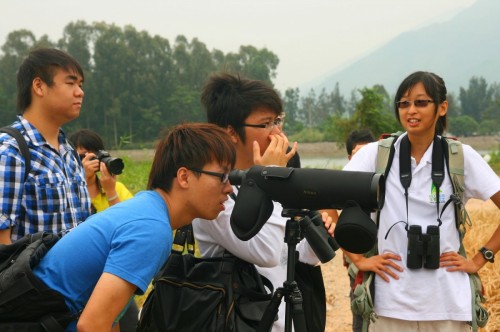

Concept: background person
[[193, 73, 334, 332], [343, 128, 375, 332], [69, 129, 133, 213], [33, 123, 237, 332], [0, 48, 90, 244], [346, 129, 375, 160], [344, 71, 500, 331]]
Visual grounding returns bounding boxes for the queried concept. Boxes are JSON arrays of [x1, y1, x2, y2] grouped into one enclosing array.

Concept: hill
[[308, 0, 500, 97]]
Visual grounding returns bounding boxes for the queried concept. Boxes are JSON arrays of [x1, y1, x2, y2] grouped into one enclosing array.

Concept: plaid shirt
[[0, 116, 91, 241]]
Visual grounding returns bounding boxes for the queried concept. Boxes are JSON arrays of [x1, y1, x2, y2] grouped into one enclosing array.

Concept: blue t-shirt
[[33, 190, 172, 330]]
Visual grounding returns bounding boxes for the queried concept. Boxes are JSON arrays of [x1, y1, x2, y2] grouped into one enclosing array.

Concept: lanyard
[[384, 135, 447, 239], [399, 135, 444, 228]]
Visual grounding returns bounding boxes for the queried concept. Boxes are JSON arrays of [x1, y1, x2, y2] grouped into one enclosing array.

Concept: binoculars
[[407, 225, 440, 269]]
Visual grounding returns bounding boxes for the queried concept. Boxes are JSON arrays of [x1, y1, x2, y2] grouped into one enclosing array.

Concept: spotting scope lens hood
[[334, 200, 377, 254]]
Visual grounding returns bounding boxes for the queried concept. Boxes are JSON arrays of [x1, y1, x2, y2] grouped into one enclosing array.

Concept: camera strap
[[399, 135, 445, 228]]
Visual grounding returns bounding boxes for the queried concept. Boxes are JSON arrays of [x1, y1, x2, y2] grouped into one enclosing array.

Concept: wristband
[[107, 194, 119, 202]]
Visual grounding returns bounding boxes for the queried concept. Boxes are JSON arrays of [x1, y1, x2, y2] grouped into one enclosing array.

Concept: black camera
[[92, 150, 124, 175], [407, 225, 440, 269]]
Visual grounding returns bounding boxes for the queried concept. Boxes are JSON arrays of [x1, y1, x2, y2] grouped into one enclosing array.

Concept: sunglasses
[[396, 99, 434, 109]]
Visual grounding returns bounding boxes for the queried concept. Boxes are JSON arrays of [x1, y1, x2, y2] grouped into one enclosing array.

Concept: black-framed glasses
[[396, 99, 434, 109], [187, 167, 230, 184], [242, 116, 285, 130]]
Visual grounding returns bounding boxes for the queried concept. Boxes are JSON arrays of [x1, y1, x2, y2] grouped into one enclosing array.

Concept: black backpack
[[137, 225, 274, 332], [0, 232, 74, 332]]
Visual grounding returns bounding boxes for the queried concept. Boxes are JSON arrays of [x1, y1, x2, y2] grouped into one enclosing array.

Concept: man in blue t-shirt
[[34, 123, 236, 331]]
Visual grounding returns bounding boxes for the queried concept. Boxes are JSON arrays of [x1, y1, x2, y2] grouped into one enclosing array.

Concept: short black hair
[[148, 123, 236, 192], [201, 73, 283, 143], [17, 48, 84, 112], [69, 129, 105, 152], [346, 129, 375, 156]]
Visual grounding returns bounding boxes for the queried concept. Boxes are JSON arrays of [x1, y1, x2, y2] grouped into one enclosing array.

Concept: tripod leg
[[288, 281, 307, 332]]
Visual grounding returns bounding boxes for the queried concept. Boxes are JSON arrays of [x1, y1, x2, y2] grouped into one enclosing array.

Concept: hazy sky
[[0, 0, 477, 91]]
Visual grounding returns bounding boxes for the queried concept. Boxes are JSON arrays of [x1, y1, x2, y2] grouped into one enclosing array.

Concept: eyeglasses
[[242, 116, 285, 131], [187, 167, 230, 184], [396, 99, 434, 109]]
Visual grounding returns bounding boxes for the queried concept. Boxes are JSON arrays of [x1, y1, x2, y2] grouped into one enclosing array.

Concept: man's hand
[[320, 210, 336, 235], [253, 133, 298, 167]]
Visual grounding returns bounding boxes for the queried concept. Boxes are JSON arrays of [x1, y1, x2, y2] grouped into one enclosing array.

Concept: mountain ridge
[[307, 0, 500, 97]]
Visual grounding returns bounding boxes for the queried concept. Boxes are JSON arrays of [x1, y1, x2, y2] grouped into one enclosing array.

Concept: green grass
[[488, 144, 500, 174], [117, 156, 151, 194]]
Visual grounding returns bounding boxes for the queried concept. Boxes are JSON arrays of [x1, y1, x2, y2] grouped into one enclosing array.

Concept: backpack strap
[[375, 132, 401, 226], [442, 137, 470, 241], [442, 137, 486, 331], [376, 132, 398, 175], [0, 126, 31, 182]]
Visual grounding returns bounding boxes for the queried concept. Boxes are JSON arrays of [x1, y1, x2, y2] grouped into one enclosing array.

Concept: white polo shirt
[[344, 133, 500, 321]]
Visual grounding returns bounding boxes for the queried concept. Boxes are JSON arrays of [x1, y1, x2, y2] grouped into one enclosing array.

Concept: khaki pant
[[369, 316, 472, 332]]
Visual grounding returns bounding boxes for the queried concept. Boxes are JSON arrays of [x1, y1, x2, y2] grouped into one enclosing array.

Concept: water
[[301, 150, 492, 170], [301, 157, 347, 169]]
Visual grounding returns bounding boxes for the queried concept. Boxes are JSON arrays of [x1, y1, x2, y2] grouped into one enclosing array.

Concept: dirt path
[[323, 251, 352, 332]]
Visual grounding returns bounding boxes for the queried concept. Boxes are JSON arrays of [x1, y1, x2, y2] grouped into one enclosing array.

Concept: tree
[[0, 30, 54, 123], [449, 115, 479, 137], [459, 77, 493, 122], [351, 87, 399, 138], [328, 83, 348, 118], [223, 46, 279, 85], [172, 36, 216, 91], [301, 89, 317, 129], [282, 87, 303, 135]]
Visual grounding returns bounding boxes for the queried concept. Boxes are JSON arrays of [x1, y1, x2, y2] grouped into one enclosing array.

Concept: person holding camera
[[343, 71, 500, 331], [0, 48, 91, 245], [69, 129, 132, 213]]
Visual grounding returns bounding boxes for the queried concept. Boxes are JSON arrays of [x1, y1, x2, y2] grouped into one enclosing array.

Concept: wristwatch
[[479, 247, 495, 263]]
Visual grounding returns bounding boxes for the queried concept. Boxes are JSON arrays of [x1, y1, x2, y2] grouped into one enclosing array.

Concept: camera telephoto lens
[[95, 150, 125, 175], [104, 158, 124, 175]]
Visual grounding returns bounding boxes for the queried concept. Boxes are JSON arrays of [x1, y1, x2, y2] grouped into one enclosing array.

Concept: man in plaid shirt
[[0, 48, 91, 244]]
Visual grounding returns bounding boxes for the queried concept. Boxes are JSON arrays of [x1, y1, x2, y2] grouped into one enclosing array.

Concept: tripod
[[257, 209, 336, 332]]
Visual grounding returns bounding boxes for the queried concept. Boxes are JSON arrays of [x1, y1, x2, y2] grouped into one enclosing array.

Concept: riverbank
[[297, 135, 500, 159], [115, 135, 500, 162]]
